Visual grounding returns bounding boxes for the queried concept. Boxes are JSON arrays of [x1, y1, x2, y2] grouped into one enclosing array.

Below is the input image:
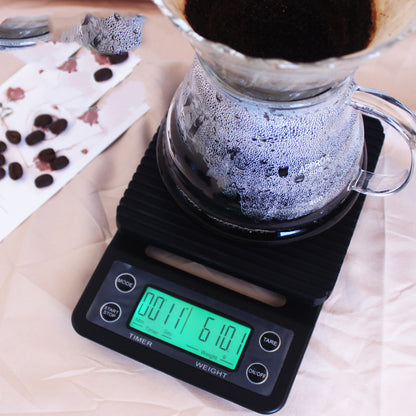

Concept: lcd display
[[129, 287, 251, 370]]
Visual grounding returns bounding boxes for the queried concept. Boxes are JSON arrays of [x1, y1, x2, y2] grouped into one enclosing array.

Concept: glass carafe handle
[[350, 85, 416, 195]]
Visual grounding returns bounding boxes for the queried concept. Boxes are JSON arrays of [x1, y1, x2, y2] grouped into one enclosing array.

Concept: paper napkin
[[0, 42, 149, 242]]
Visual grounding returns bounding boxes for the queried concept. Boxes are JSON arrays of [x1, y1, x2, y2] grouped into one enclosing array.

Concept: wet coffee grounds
[[184, 0, 375, 62], [6, 130, 21, 144], [38, 148, 56, 163], [0, 140, 7, 152], [26, 130, 46, 146], [50, 155, 69, 170], [49, 118, 68, 135], [94, 68, 113, 82], [9, 162, 23, 180], [34, 114, 53, 127], [35, 173, 54, 188]]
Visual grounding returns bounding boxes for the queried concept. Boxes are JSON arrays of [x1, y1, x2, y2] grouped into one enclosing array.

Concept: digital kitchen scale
[[72, 116, 384, 413]]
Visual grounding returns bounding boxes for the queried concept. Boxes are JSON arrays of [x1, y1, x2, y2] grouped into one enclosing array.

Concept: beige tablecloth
[[0, 2, 416, 415]]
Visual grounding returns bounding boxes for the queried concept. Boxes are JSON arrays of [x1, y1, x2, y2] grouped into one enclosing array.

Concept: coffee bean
[[0, 140, 7, 152], [9, 162, 23, 180], [50, 155, 69, 170], [94, 68, 113, 82], [108, 52, 129, 64], [0, 154, 5, 166], [6, 130, 21, 144], [34, 114, 53, 127], [38, 148, 56, 163], [35, 173, 54, 188], [26, 130, 45, 146], [0, 167, 5, 180], [49, 118, 68, 135]]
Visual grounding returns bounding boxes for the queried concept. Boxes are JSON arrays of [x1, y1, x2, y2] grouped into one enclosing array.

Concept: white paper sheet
[[0, 42, 149, 241]]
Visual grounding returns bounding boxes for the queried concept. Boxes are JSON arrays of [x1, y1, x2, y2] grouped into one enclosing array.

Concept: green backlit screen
[[129, 287, 251, 370]]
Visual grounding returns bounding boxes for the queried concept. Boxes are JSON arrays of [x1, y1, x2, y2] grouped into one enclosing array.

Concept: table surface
[[1, 2, 416, 415]]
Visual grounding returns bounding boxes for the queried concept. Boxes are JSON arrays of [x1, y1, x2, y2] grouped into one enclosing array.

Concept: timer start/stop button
[[115, 273, 136, 293], [100, 302, 122, 322]]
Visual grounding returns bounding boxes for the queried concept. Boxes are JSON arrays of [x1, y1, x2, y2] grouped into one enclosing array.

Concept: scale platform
[[72, 116, 384, 413]]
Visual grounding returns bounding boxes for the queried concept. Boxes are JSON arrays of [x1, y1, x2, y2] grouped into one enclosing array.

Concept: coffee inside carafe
[[184, 0, 376, 62]]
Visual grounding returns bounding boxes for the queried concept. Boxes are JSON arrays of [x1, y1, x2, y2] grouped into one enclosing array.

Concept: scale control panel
[[85, 260, 294, 396]]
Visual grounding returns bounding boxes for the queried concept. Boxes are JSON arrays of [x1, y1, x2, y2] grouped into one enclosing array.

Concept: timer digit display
[[129, 287, 251, 370]]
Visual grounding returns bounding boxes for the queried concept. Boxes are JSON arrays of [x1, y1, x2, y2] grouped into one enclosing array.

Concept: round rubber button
[[259, 331, 281, 352], [115, 273, 136, 293], [100, 302, 121, 322], [246, 363, 268, 384]]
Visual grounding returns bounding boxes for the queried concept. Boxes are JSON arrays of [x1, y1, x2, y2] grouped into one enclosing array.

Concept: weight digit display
[[129, 287, 251, 370]]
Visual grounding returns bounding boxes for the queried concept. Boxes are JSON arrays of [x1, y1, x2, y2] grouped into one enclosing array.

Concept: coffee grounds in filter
[[185, 0, 375, 62]]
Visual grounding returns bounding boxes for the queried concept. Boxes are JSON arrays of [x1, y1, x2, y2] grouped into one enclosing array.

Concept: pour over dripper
[[154, 0, 416, 243], [154, 0, 416, 101]]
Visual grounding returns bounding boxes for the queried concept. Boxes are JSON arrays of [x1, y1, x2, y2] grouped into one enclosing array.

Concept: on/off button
[[246, 363, 268, 384]]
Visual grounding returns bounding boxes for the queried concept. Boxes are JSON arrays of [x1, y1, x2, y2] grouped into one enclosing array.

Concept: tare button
[[259, 331, 281, 352]]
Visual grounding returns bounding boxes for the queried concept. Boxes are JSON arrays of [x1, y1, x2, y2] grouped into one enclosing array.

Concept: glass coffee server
[[154, 0, 416, 242]]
